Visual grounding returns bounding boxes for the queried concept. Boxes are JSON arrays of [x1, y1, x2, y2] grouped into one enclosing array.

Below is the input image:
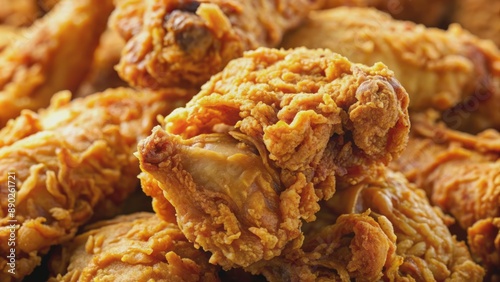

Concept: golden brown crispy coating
[[162, 47, 410, 168], [48, 213, 220, 282], [0, 0, 38, 27], [111, 0, 323, 90], [0, 0, 114, 128], [392, 112, 500, 229], [468, 217, 500, 279], [452, 0, 500, 47], [390, 111, 500, 273], [0, 0, 59, 27], [0, 26, 22, 53], [247, 167, 484, 281], [0, 88, 176, 281], [245, 211, 401, 282], [322, 0, 452, 27], [330, 168, 484, 281], [281, 7, 500, 132], [137, 47, 410, 268]]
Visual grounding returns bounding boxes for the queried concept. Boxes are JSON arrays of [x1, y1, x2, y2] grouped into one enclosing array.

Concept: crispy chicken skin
[[281, 7, 500, 132], [322, 0, 452, 27], [48, 213, 220, 282], [390, 111, 500, 274], [330, 168, 484, 281], [452, 0, 500, 47], [245, 211, 401, 282], [0, 88, 175, 281], [0, 0, 58, 27], [111, 0, 323, 89], [468, 218, 500, 277], [137, 47, 410, 268], [0, 0, 114, 128], [247, 167, 485, 281]]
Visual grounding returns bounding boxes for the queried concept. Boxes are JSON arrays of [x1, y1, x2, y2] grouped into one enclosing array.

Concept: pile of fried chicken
[[0, 0, 499, 281]]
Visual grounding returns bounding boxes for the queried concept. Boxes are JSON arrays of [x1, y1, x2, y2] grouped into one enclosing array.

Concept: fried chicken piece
[[452, 0, 500, 47], [281, 7, 500, 132], [0, 26, 22, 53], [0, 88, 177, 281], [322, 0, 452, 27], [0, 0, 114, 128], [390, 111, 500, 273], [111, 0, 323, 90], [48, 213, 220, 282], [245, 211, 402, 282], [137, 47, 410, 268], [246, 167, 484, 281], [326, 168, 484, 281], [468, 218, 500, 279], [0, 0, 60, 27], [0, 0, 38, 27]]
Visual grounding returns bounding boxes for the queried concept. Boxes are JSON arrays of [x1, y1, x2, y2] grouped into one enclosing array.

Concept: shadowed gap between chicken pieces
[[111, 0, 324, 90]]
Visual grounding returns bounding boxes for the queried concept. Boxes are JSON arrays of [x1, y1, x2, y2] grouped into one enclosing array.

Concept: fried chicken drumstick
[[0, 88, 176, 281], [111, 0, 323, 90], [281, 7, 500, 132], [138, 47, 410, 269], [0, 0, 114, 128], [48, 213, 220, 282], [246, 167, 485, 281], [390, 111, 500, 275]]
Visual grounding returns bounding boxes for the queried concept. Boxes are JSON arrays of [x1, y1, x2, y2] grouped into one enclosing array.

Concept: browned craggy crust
[[111, 0, 323, 90], [48, 213, 220, 282], [245, 167, 485, 281], [0, 0, 114, 128], [391, 111, 500, 275], [0, 88, 177, 281], [452, 0, 500, 47], [281, 7, 500, 132], [138, 47, 410, 269]]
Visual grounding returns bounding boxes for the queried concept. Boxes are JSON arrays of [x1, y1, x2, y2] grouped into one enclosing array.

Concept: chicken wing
[[322, 0, 452, 27], [246, 167, 485, 281], [48, 213, 220, 282], [281, 7, 500, 132], [0, 88, 177, 281], [111, 0, 323, 90], [390, 111, 500, 275], [0, 0, 114, 128], [452, 0, 500, 47], [137, 47, 410, 268]]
